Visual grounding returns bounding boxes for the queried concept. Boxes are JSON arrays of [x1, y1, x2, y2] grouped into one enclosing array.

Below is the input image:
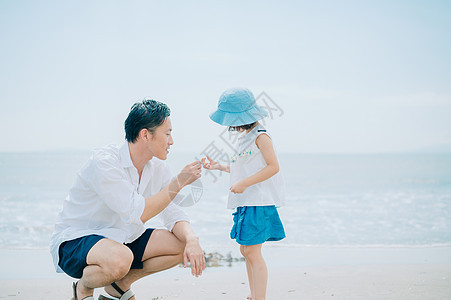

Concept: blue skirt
[[230, 205, 286, 246]]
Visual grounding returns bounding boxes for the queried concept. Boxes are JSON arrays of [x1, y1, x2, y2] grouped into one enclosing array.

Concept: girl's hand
[[230, 181, 248, 194], [201, 155, 221, 170]]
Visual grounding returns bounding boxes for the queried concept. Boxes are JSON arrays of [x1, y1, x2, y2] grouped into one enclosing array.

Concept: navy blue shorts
[[58, 228, 154, 279]]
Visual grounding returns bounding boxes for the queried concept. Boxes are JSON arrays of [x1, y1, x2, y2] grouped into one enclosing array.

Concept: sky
[[0, 0, 450, 154]]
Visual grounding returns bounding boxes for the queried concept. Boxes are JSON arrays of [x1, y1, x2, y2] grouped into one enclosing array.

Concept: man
[[50, 99, 205, 300]]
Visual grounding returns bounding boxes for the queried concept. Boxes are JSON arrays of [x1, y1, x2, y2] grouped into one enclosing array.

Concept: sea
[[0, 151, 450, 250]]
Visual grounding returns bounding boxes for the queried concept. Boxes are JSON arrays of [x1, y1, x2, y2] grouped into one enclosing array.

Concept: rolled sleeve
[[89, 157, 144, 226], [159, 202, 190, 231]]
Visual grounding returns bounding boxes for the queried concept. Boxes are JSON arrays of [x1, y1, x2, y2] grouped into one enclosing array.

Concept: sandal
[[72, 282, 94, 300], [98, 282, 135, 300]]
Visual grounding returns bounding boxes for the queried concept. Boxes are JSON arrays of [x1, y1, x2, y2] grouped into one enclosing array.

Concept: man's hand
[[172, 221, 205, 277], [177, 161, 202, 188], [183, 238, 206, 277]]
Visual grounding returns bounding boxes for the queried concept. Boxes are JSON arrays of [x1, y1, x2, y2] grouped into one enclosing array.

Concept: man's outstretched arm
[[140, 161, 202, 223]]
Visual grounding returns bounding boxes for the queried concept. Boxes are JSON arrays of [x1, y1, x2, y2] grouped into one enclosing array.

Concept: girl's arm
[[230, 133, 279, 193], [201, 155, 230, 173]]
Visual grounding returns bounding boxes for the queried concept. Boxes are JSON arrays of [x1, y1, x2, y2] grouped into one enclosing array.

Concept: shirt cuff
[[166, 217, 190, 232]]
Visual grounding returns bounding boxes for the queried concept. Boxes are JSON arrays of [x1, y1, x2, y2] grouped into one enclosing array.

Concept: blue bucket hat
[[209, 87, 268, 126]]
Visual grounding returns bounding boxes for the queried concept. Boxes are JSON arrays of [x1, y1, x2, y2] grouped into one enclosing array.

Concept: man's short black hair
[[124, 99, 171, 143]]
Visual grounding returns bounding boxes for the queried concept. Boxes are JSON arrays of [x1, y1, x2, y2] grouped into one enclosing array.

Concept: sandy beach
[[1, 246, 450, 299]]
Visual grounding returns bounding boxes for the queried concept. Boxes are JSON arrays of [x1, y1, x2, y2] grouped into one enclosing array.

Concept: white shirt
[[49, 143, 189, 272], [228, 124, 286, 209]]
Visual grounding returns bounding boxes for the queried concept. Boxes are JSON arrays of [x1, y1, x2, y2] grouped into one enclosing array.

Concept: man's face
[[148, 117, 173, 160]]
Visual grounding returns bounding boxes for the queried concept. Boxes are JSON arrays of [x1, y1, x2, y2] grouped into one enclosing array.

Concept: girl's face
[[147, 117, 173, 160], [230, 122, 258, 133], [231, 126, 245, 132]]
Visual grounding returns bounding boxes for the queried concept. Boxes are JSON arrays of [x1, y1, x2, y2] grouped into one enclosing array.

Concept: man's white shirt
[[50, 143, 189, 272]]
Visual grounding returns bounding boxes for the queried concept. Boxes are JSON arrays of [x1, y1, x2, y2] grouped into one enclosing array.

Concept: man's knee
[[174, 236, 186, 255], [106, 245, 134, 280], [172, 235, 187, 265]]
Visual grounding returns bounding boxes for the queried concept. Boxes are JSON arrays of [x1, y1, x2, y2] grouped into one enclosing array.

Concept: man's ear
[[139, 128, 152, 141]]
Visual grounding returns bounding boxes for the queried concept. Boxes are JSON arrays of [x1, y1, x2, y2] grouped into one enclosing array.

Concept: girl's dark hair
[[124, 99, 171, 143], [228, 122, 257, 132]]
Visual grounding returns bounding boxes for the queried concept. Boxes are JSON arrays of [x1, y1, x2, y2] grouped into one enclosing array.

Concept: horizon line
[[0, 149, 450, 155]]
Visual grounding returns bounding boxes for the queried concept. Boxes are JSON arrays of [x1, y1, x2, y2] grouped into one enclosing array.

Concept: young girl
[[202, 87, 285, 300]]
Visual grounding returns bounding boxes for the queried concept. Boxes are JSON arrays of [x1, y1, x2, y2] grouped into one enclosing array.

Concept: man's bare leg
[[103, 229, 185, 299], [76, 239, 134, 299]]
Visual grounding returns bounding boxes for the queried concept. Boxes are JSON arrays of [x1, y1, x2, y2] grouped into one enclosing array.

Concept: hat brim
[[209, 105, 268, 126]]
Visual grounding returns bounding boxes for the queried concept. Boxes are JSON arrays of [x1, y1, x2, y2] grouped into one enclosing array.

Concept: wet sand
[[1, 246, 450, 299]]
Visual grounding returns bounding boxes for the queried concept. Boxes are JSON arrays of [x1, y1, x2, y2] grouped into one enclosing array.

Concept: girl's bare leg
[[241, 245, 255, 299], [243, 244, 267, 300]]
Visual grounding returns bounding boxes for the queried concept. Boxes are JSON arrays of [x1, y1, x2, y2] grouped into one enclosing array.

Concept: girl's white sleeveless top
[[228, 124, 286, 209]]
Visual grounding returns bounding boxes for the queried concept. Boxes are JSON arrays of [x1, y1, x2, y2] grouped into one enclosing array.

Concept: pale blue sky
[[1, 0, 450, 153]]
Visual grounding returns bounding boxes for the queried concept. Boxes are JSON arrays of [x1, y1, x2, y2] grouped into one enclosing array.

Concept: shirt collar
[[119, 142, 135, 169]]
